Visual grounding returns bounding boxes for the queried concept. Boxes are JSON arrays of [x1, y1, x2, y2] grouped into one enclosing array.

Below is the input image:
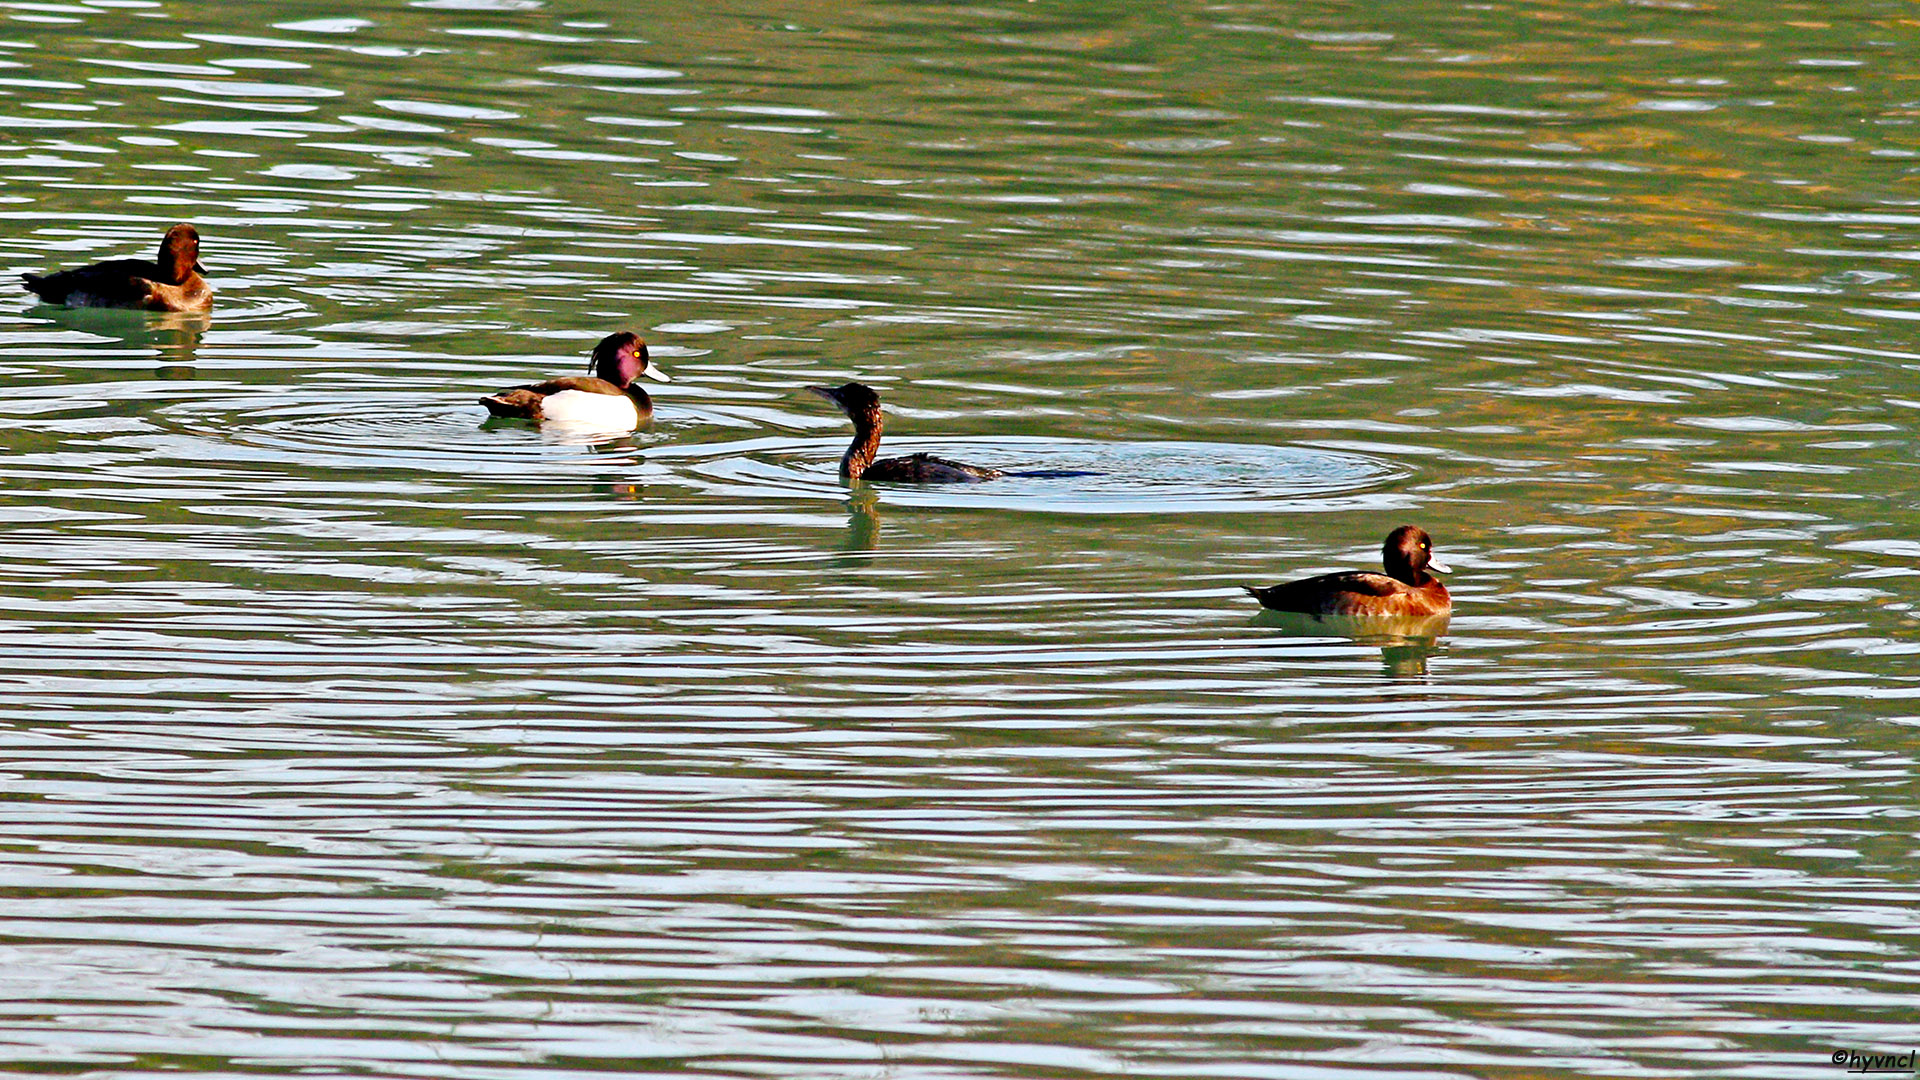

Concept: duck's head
[[807, 381, 883, 424], [158, 223, 204, 282], [588, 331, 669, 388], [1383, 525, 1450, 584]]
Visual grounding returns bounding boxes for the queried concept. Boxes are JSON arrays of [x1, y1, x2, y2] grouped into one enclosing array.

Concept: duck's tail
[[479, 389, 542, 419]]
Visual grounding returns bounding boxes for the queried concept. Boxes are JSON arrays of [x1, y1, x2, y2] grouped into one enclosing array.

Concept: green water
[[0, 1, 1916, 1076]]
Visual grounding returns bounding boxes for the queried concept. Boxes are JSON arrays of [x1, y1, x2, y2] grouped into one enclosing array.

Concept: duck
[[1245, 525, 1452, 618], [21, 223, 212, 312], [480, 330, 668, 429], [808, 381, 1003, 483]]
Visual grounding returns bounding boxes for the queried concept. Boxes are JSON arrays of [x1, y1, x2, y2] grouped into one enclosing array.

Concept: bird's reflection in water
[[833, 489, 881, 564], [480, 416, 651, 461], [1251, 609, 1449, 678], [578, 434, 650, 500], [475, 415, 644, 449], [472, 415, 650, 499], [562, 427, 644, 456], [602, 478, 644, 501], [30, 305, 209, 373], [144, 312, 207, 371]]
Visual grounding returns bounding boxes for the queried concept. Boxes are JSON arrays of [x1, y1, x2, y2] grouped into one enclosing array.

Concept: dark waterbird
[[21, 223, 211, 312], [1245, 525, 1452, 618], [808, 381, 1099, 483], [480, 331, 669, 431]]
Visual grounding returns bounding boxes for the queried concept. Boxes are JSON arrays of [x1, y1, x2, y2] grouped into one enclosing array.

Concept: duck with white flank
[[481, 331, 668, 431]]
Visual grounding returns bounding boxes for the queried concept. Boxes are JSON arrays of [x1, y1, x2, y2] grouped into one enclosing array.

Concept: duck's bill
[[642, 365, 671, 383], [1428, 558, 1453, 575], [806, 385, 839, 401]]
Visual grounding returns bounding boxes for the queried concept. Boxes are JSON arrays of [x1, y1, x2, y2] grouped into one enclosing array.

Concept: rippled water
[[1, 1, 1917, 1075]]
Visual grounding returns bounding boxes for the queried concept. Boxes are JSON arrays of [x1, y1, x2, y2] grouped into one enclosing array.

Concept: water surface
[[0, 1, 1917, 1076]]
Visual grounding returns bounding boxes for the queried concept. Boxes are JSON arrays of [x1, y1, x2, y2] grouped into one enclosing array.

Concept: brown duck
[[1245, 526, 1452, 618], [22, 223, 211, 312]]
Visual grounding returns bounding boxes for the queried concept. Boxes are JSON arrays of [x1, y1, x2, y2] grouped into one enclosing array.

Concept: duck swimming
[[480, 331, 668, 429], [1245, 525, 1452, 618], [22, 223, 211, 312], [808, 381, 1003, 483]]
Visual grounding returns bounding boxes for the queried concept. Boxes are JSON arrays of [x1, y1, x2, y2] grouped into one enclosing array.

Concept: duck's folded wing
[[866, 453, 1001, 482], [22, 258, 154, 303], [528, 376, 624, 396], [1246, 570, 1401, 612], [479, 387, 547, 417], [1318, 571, 1401, 596], [481, 375, 639, 421]]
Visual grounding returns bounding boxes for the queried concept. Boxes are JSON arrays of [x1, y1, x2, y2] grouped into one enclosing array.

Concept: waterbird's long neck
[[842, 408, 882, 480]]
